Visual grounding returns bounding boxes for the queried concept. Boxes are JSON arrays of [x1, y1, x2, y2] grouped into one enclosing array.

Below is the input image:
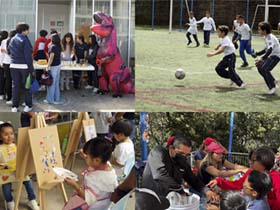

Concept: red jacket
[[33, 36, 48, 59], [216, 169, 280, 210]]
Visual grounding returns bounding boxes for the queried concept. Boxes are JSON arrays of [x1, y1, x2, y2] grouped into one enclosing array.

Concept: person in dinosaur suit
[[90, 11, 134, 98]]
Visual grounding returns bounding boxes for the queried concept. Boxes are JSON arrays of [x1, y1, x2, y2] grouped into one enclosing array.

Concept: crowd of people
[[139, 132, 280, 210], [0, 23, 100, 112]]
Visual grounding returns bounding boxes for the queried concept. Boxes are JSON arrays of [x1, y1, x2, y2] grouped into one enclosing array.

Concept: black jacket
[[142, 146, 205, 197]]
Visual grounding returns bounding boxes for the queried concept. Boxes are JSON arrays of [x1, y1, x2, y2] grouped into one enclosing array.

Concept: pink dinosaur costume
[[91, 12, 135, 97]]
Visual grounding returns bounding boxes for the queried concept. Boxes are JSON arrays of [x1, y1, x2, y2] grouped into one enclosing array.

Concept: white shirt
[[197, 17, 216, 31], [83, 167, 118, 210], [221, 36, 235, 56], [0, 38, 11, 64], [233, 20, 239, 32], [237, 23, 251, 40], [265, 33, 280, 58], [187, 17, 198, 34], [112, 138, 135, 177], [91, 112, 112, 134], [0, 46, 3, 66]]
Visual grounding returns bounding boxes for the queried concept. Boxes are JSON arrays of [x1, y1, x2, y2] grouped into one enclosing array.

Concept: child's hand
[[206, 204, 220, 210], [64, 177, 78, 188], [207, 52, 214, 57], [207, 179, 218, 188]]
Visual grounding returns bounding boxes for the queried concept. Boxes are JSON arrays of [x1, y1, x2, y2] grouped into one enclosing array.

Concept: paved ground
[[0, 156, 135, 210], [0, 89, 135, 112]]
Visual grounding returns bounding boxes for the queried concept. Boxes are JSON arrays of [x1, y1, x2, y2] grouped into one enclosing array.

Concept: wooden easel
[[63, 112, 96, 170], [15, 114, 68, 210]]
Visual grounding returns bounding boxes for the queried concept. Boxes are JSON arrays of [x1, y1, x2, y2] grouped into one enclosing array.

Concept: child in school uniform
[[0, 30, 8, 101], [110, 120, 135, 179], [64, 137, 118, 210], [186, 11, 200, 47], [0, 122, 39, 210], [233, 15, 256, 67], [255, 22, 280, 95], [207, 25, 245, 88], [232, 15, 240, 49], [197, 11, 216, 47]]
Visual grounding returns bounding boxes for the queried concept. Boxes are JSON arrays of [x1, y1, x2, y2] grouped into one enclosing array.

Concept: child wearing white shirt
[[110, 120, 135, 179], [0, 30, 8, 100], [232, 14, 241, 49], [186, 11, 200, 47], [255, 22, 280, 95], [207, 25, 245, 88], [197, 11, 216, 47]]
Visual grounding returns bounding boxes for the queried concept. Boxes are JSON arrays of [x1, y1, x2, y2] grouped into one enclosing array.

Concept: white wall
[[38, 3, 71, 37]]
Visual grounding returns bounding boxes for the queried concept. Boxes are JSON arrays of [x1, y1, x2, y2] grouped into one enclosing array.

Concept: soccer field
[[136, 28, 280, 112]]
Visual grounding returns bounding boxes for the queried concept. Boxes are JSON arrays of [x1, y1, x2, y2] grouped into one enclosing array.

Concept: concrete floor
[[0, 156, 135, 210], [0, 89, 135, 112]]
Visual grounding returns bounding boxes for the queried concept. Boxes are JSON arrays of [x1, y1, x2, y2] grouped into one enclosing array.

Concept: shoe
[[7, 201, 17, 210], [93, 87, 99, 93], [275, 80, 279, 88], [22, 102, 26, 107], [196, 43, 200, 47], [11, 107, 18, 112], [187, 41, 192, 46], [85, 85, 93, 89], [66, 85, 70, 90], [240, 62, 249, 68], [239, 83, 246, 89], [27, 199, 40, 210], [23, 105, 32, 112], [251, 52, 257, 58], [6, 100, 12, 105], [267, 88, 277, 95], [38, 85, 46, 91], [113, 94, 123, 98], [60, 87, 64, 91], [53, 101, 61, 105], [0, 95, 4, 100], [43, 99, 51, 104]]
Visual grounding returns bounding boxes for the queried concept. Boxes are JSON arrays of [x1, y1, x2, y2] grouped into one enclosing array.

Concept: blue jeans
[[129, 119, 136, 142], [46, 65, 61, 103], [2, 180, 36, 202], [239, 40, 254, 63]]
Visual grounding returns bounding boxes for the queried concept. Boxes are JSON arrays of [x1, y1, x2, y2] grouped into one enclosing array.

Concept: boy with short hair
[[207, 25, 245, 88], [255, 21, 280, 95], [110, 120, 135, 178], [234, 15, 256, 67], [197, 11, 216, 47], [243, 170, 272, 210], [232, 14, 241, 49]]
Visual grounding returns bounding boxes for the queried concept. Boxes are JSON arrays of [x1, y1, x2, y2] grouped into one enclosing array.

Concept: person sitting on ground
[[199, 142, 247, 185]]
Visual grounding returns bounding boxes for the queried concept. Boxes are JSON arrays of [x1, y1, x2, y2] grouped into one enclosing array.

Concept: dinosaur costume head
[[91, 11, 114, 38]]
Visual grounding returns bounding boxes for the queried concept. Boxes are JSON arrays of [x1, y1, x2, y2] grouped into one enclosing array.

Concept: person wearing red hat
[[194, 137, 228, 169], [199, 142, 247, 185], [142, 133, 218, 203]]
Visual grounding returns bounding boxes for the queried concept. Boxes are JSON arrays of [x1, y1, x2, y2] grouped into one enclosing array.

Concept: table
[[34, 63, 95, 71]]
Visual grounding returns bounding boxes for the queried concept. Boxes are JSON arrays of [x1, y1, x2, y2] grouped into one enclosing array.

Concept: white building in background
[[0, 0, 135, 67]]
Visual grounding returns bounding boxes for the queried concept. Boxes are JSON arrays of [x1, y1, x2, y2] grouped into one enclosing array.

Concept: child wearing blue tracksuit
[[233, 15, 256, 68]]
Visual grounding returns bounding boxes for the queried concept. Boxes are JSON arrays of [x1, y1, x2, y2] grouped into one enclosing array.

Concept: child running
[[232, 15, 240, 49], [197, 11, 216, 47], [186, 11, 200, 47], [255, 22, 280, 95], [0, 122, 39, 210], [207, 25, 245, 88]]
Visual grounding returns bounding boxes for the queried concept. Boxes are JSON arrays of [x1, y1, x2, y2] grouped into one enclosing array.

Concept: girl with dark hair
[[60, 32, 74, 91], [44, 34, 62, 104], [64, 137, 118, 210], [0, 30, 16, 105], [0, 30, 9, 101], [73, 34, 88, 89], [85, 34, 99, 93]]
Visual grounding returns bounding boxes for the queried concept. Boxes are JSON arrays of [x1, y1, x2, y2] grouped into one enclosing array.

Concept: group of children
[[0, 23, 100, 111], [0, 116, 135, 210], [185, 12, 280, 95]]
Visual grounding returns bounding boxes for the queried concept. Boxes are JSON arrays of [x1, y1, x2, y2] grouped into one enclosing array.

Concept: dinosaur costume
[[90, 12, 134, 97]]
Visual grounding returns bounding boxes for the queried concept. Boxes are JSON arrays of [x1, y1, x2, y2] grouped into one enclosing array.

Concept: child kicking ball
[[207, 25, 245, 88]]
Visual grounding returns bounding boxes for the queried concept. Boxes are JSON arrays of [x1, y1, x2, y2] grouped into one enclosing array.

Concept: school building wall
[[136, 0, 280, 30]]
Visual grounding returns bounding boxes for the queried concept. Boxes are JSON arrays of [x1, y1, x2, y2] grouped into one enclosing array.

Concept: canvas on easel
[[82, 119, 97, 142]]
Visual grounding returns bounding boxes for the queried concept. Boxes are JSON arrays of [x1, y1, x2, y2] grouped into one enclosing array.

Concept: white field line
[[136, 64, 255, 75]]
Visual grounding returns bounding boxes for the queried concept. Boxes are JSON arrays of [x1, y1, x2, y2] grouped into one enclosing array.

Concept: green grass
[[136, 28, 280, 112]]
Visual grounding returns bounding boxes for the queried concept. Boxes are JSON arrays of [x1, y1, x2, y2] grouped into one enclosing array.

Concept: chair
[[110, 189, 134, 210]]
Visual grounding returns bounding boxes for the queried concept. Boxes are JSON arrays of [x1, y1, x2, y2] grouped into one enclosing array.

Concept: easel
[[63, 112, 96, 170], [15, 114, 68, 210]]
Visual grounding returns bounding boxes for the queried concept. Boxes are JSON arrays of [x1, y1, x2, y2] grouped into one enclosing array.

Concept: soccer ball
[[175, 68, 186, 80]]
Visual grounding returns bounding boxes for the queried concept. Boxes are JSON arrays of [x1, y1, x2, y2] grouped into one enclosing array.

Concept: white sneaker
[[85, 85, 93, 89], [23, 105, 32, 112], [11, 107, 18, 112], [7, 201, 17, 210], [238, 83, 246, 89], [27, 199, 40, 210], [43, 99, 50, 104], [38, 85, 46, 91], [93, 87, 99, 93], [267, 88, 277, 95], [22, 102, 26, 107], [6, 100, 12, 105], [0, 95, 4, 100]]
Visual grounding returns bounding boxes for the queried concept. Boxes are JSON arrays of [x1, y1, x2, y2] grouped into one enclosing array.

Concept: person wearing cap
[[142, 132, 218, 201], [195, 137, 228, 169], [199, 142, 247, 185]]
